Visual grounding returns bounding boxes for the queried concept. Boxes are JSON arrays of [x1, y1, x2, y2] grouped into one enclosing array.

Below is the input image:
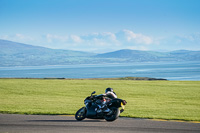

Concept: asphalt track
[[0, 114, 199, 133]]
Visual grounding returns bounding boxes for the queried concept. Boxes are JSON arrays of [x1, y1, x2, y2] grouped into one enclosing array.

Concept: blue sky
[[0, 0, 200, 53]]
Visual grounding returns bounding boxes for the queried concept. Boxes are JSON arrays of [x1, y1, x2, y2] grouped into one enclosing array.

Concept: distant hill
[[167, 50, 200, 61], [0, 39, 200, 66], [95, 49, 200, 62], [95, 49, 159, 61], [0, 40, 93, 56], [0, 40, 94, 66], [96, 49, 152, 58]]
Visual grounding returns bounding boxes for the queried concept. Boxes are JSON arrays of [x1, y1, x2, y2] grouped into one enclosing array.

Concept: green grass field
[[0, 79, 200, 121]]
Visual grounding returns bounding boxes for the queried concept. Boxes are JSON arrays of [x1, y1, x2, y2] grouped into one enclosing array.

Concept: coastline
[[0, 77, 167, 80]]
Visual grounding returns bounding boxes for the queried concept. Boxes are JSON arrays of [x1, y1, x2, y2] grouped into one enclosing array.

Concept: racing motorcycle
[[75, 91, 127, 121]]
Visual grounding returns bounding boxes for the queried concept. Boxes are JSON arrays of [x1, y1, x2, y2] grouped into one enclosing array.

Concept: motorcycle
[[75, 91, 127, 121]]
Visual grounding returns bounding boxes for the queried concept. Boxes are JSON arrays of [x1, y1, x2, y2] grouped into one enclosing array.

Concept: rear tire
[[75, 107, 86, 121], [104, 107, 120, 122]]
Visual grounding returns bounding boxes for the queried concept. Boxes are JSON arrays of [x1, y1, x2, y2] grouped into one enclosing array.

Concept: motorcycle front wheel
[[104, 107, 120, 122], [75, 107, 86, 121]]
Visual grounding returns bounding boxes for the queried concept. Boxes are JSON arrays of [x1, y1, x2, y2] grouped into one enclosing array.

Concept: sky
[[0, 0, 200, 53]]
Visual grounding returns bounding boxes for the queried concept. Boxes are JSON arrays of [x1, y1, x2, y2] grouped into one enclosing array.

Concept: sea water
[[0, 61, 200, 80]]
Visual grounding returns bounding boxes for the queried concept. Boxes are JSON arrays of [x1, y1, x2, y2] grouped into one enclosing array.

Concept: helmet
[[105, 87, 113, 93]]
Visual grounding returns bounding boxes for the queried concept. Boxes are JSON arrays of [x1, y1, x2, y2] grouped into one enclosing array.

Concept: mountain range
[[0, 39, 200, 67]]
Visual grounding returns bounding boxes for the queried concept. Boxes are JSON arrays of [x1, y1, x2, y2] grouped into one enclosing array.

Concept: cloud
[[70, 35, 82, 43], [0, 33, 34, 43], [77, 32, 120, 51], [42, 30, 155, 51], [82, 32, 117, 43], [46, 34, 68, 43], [78, 30, 156, 52], [15, 34, 25, 39], [0, 30, 156, 52], [101, 32, 117, 42], [6, 30, 200, 52], [153, 33, 200, 51], [182, 33, 200, 42], [123, 29, 153, 44], [45, 34, 83, 44]]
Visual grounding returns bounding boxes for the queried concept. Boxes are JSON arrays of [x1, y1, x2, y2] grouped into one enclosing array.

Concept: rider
[[97, 87, 117, 112], [104, 87, 117, 99]]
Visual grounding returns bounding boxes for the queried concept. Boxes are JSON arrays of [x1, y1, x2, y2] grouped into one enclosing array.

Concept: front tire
[[104, 107, 120, 122], [75, 107, 86, 121]]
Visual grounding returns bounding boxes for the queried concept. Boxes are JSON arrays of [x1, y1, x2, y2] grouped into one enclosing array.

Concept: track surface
[[0, 114, 199, 133]]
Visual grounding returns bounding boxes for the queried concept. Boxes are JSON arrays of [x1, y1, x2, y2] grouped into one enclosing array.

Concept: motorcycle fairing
[[108, 98, 124, 108], [85, 103, 103, 119]]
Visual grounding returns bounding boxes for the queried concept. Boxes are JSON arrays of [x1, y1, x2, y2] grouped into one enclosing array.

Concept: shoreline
[[0, 77, 167, 80]]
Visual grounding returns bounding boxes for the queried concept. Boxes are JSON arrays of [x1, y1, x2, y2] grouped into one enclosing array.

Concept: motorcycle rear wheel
[[75, 107, 86, 121], [104, 107, 120, 122]]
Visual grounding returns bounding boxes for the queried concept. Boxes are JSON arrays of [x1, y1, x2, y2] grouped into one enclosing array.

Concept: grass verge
[[0, 79, 199, 121]]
